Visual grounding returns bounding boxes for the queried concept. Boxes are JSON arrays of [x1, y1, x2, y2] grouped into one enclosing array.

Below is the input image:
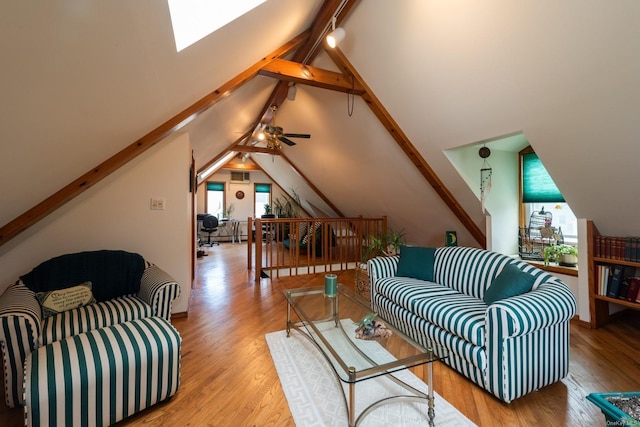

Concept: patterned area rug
[[265, 320, 476, 426]]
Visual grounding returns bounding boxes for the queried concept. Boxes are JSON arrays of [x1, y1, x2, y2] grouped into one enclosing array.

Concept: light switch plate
[[150, 198, 166, 210]]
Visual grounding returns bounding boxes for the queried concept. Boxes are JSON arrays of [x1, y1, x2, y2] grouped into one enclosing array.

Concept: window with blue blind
[[520, 148, 578, 246], [255, 184, 271, 217], [521, 152, 565, 203], [207, 182, 225, 191], [206, 182, 225, 217]]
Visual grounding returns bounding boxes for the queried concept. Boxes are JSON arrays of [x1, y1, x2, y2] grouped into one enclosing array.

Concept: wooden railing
[[247, 216, 387, 282]]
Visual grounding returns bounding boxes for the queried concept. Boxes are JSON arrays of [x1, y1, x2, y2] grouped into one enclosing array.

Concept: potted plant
[[543, 244, 578, 267], [221, 203, 235, 219], [355, 229, 406, 299]]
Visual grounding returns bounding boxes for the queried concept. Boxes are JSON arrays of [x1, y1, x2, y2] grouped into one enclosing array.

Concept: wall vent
[[230, 171, 250, 182]]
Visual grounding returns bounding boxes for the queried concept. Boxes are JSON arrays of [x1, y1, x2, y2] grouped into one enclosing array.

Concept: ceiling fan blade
[[279, 136, 296, 146], [283, 133, 311, 139]]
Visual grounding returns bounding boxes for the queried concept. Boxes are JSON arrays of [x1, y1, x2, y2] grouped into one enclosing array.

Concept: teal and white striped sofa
[[0, 250, 181, 408], [368, 246, 577, 403]]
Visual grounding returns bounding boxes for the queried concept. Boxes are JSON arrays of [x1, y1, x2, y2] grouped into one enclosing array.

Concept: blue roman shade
[[255, 184, 271, 193], [522, 152, 565, 203], [206, 182, 224, 191]]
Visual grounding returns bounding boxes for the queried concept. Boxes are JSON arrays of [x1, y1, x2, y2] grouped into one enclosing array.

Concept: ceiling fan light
[[326, 27, 345, 48], [257, 131, 265, 141], [287, 84, 297, 101]]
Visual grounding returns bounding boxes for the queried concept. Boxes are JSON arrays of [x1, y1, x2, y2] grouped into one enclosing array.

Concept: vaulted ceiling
[[3, 0, 640, 250]]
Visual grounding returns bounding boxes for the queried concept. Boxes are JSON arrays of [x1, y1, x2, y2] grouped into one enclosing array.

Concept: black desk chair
[[201, 215, 220, 246], [261, 214, 276, 242]]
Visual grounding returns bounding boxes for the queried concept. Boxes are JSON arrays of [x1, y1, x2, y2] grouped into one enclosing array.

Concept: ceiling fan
[[260, 105, 310, 149]]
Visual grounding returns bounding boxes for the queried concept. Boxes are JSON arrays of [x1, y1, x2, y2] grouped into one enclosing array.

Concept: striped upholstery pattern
[[434, 246, 513, 299], [0, 259, 180, 408], [373, 277, 487, 346], [39, 296, 152, 346], [24, 316, 181, 427], [137, 265, 181, 321], [368, 246, 577, 403], [0, 282, 42, 408]]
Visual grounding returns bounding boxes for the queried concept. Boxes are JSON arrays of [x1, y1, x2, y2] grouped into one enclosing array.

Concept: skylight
[[168, 0, 267, 52]]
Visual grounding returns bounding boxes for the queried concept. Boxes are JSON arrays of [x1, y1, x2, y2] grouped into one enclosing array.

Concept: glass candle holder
[[324, 274, 337, 297]]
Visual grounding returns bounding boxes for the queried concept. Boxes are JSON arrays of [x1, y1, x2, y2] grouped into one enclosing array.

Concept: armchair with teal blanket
[[0, 249, 181, 407]]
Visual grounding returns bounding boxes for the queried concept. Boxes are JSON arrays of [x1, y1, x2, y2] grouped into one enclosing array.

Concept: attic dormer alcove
[[444, 132, 528, 255]]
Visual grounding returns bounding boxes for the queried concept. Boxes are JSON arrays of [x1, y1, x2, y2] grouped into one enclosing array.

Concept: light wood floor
[[2, 243, 639, 426]]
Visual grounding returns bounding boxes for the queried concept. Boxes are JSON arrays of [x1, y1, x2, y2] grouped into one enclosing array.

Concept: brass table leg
[[348, 367, 356, 427]]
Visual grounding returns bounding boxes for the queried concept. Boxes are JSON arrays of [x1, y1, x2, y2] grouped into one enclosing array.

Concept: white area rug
[[265, 320, 476, 426]]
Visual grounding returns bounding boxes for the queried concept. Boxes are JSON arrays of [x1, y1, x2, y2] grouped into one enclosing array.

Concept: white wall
[[445, 146, 520, 255], [0, 133, 193, 314]]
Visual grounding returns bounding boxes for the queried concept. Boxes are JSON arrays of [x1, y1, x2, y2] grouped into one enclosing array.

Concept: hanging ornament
[[479, 146, 492, 214]]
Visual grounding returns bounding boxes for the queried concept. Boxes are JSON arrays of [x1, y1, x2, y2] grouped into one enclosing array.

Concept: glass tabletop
[[284, 284, 447, 383]]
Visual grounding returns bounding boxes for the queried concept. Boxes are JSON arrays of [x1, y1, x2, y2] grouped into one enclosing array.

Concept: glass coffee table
[[284, 284, 447, 427]]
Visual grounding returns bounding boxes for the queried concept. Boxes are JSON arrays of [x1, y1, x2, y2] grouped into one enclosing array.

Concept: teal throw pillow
[[396, 245, 436, 281], [484, 264, 535, 305]]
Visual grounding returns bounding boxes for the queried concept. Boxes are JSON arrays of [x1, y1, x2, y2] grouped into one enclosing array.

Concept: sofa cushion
[[36, 281, 96, 318], [374, 277, 487, 346], [39, 295, 152, 346], [483, 264, 535, 305], [434, 246, 514, 299], [397, 246, 436, 281]]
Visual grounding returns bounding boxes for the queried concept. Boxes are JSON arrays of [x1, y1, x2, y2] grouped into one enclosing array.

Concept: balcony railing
[[247, 216, 387, 282]]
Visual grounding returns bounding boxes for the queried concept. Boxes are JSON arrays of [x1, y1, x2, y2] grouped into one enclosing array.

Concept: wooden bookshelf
[[588, 220, 640, 328]]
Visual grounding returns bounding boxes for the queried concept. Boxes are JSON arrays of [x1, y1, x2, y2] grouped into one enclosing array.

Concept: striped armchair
[[368, 246, 576, 403], [0, 250, 181, 408]]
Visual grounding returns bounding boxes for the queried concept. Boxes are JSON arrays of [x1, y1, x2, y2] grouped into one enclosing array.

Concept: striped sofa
[[0, 250, 181, 408], [368, 246, 577, 403]]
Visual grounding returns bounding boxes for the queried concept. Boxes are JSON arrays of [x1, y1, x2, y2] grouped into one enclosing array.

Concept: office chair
[[201, 214, 220, 246], [261, 214, 276, 242]]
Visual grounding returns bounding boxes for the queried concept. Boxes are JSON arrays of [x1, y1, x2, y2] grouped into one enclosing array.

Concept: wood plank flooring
[[2, 242, 639, 426]]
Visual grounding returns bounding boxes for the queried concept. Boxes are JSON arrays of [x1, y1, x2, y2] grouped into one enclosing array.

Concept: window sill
[[524, 260, 579, 277]]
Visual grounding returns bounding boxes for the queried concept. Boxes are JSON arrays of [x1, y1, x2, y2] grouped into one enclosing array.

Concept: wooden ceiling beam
[[279, 151, 344, 218], [325, 47, 487, 248], [255, 0, 360, 126], [259, 59, 364, 95], [230, 146, 282, 155], [0, 32, 309, 247]]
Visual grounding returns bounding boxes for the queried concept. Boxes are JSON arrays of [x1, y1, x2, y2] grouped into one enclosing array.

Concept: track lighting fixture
[[287, 82, 297, 101], [326, 17, 345, 48]]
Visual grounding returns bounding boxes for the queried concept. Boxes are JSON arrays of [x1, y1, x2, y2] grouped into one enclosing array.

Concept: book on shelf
[[595, 235, 640, 262], [617, 266, 637, 299], [627, 277, 640, 302], [597, 264, 610, 296], [606, 264, 626, 298]]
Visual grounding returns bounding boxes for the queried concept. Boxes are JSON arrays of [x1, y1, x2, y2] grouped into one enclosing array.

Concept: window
[[206, 182, 225, 218], [255, 184, 271, 217], [520, 147, 577, 244], [167, 0, 267, 52]]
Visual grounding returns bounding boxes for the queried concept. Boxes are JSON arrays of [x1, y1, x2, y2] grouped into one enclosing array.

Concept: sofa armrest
[[486, 280, 577, 338], [137, 264, 181, 321], [0, 282, 42, 407], [367, 255, 400, 283]]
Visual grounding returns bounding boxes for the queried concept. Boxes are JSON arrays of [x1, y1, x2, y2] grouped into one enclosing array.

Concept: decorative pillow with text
[[36, 281, 96, 318]]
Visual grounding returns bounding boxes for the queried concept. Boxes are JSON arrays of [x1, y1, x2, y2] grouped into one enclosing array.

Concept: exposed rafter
[[279, 151, 345, 218], [258, 59, 364, 95], [254, 0, 360, 126], [0, 32, 309, 247], [324, 47, 487, 248]]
